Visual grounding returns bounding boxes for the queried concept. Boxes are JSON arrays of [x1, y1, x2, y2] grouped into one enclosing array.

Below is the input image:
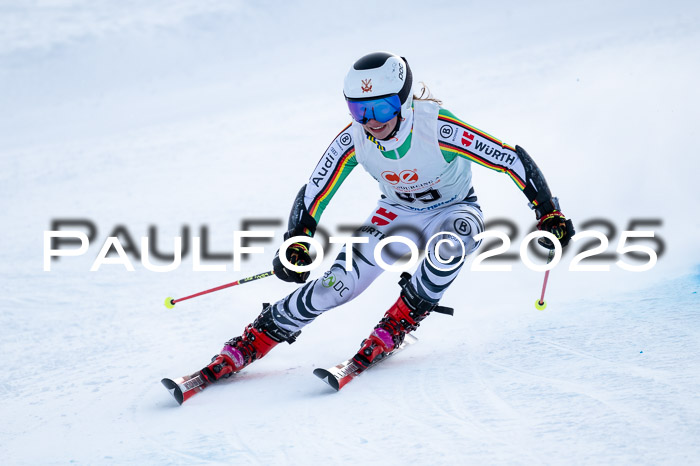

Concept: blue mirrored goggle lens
[[347, 95, 401, 124]]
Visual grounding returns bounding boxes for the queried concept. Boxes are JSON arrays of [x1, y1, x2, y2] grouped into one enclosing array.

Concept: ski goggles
[[346, 94, 401, 124]]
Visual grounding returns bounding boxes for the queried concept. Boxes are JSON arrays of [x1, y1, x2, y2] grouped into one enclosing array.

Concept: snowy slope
[[1, 1, 699, 464]]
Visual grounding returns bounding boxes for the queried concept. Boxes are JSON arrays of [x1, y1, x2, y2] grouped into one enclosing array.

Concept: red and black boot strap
[[398, 272, 454, 317], [253, 303, 301, 344]]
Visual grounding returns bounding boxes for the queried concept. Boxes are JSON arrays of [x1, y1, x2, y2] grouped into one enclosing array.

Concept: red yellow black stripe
[[439, 140, 526, 190], [438, 114, 516, 152], [309, 146, 356, 218]]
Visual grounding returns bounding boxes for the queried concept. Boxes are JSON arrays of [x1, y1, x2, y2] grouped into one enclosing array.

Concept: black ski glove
[[536, 211, 575, 249], [273, 243, 312, 283]]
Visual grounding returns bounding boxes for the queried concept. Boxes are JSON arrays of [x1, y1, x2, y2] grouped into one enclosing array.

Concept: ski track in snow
[[114, 275, 698, 465]]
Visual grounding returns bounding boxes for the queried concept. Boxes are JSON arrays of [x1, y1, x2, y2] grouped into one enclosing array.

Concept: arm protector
[[284, 184, 318, 241], [516, 145, 558, 219]]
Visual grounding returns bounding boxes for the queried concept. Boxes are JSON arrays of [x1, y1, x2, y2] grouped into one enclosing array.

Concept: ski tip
[[161, 378, 184, 405], [313, 368, 340, 391]]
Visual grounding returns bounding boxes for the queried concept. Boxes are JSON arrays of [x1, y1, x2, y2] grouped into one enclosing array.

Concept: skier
[[201, 51, 575, 383]]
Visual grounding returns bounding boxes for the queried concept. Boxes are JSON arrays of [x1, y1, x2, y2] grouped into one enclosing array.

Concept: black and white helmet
[[343, 52, 414, 116]]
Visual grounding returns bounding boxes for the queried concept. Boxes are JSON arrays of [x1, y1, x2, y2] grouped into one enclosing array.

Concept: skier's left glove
[[536, 211, 575, 249], [273, 242, 312, 283]]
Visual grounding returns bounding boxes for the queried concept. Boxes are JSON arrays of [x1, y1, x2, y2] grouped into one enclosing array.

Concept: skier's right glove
[[537, 211, 575, 249], [272, 243, 312, 283]]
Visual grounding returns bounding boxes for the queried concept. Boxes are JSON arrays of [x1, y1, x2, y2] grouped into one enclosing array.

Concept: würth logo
[[461, 130, 474, 147], [371, 207, 397, 227], [361, 79, 372, 93]]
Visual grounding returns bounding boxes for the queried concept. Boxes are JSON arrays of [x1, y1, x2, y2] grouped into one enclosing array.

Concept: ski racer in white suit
[[199, 52, 575, 382]]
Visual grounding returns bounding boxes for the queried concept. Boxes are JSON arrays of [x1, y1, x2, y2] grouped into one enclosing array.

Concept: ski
[[161, 372, 212, 405], [313, 333, 418, 391], [162, 333, 418, 401], [161, 355, 236, 405]]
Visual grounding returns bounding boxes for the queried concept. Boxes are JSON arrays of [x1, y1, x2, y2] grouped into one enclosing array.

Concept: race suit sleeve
[[285, 124, 358, 238], [436, 108, 557, 217]]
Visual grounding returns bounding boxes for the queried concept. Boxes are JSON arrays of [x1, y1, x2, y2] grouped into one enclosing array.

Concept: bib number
[[396, 188, 442, 204]]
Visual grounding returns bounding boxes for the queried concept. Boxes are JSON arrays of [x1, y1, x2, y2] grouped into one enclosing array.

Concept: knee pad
[[315, 265, 358, 308], [438, 208, 483, 255]]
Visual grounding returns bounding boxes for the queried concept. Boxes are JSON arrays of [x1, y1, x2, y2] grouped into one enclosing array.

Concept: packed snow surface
[[1, 1, 699, 464]]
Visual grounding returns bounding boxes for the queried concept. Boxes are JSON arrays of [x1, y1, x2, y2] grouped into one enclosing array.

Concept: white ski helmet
[[343, 52, 413, 119]]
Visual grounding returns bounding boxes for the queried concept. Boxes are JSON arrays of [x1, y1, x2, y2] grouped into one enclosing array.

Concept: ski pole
[[164, 270, 275, 309], [535, 248, 556, 311]]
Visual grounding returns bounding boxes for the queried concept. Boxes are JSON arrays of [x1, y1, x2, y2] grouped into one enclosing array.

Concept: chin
[[372, 130, 391, 140]]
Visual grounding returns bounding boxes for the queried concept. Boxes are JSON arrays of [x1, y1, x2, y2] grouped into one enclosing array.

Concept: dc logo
[[322, 273, 337, 288], [453, 218, 472, 236], [440, 124, 453, 139], [339, 133, 351, 146]]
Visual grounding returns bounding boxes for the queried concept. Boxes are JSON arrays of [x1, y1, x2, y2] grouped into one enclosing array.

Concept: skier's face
[[362, 116, 398, 140]]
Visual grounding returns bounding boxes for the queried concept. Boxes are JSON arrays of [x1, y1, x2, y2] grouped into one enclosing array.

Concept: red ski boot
[[200, 303, 300, 384], [353, 273, 453, 368]]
